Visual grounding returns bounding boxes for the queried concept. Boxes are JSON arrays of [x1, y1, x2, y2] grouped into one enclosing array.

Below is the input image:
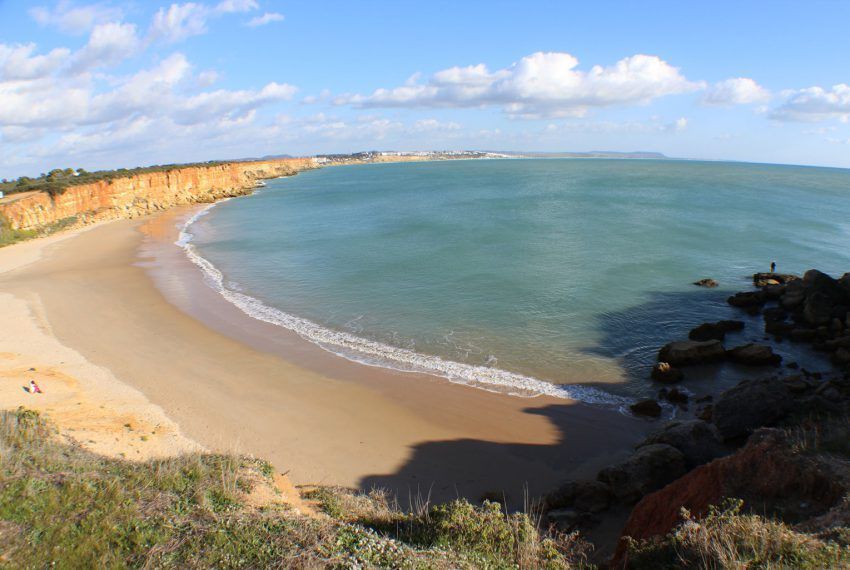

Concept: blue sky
[[1, 0, 849, 178]]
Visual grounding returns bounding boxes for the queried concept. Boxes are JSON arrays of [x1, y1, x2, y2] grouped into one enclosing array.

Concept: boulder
[[780, 279, 806, 309], [630, 399, 662, 418], [650, 362, 683, 383], [546, 479, 612, 514], [688, 320, 744, 342], [712, 378, 793, 440], [693, 278, 719, 288], [659, 387, 689, 405], [637, 420, 726, 469], [804, 291, 836, 326], [658, 340, 725, 366], [597, 444, 687, 504], [726, 343, 782, 366], [753, 272, 799, 287], [727, 290, 766, 308]]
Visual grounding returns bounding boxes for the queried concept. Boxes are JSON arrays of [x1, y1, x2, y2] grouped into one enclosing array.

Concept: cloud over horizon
[[335, 52, 703, 119]]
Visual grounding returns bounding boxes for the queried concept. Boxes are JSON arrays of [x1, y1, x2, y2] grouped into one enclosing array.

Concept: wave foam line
[[176, 205, 629, 406]]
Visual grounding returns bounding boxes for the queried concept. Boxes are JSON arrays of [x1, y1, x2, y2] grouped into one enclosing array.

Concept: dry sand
[[0, 210, 650, 507]]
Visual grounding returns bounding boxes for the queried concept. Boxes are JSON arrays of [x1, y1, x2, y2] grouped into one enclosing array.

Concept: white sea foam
[[175, 204, 629, 407]]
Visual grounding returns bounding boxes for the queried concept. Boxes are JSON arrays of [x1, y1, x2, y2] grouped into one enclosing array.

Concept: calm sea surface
[[183, 159, 850, 403]]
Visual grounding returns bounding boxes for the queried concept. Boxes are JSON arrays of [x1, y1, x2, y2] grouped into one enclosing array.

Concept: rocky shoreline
[[542, 268, 850, 566]]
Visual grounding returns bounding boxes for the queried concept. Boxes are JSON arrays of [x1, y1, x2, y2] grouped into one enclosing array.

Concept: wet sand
[[0, 210, 650, 506]]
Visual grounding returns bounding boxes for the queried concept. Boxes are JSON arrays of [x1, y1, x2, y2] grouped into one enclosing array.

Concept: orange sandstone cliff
[[0, 157, 317, 232]]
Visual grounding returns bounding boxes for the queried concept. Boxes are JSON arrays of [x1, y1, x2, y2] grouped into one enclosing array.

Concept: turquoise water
[[183, 159, 850, 402]]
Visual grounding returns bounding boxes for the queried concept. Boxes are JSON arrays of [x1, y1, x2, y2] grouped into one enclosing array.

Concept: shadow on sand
[[359, 401, 646, 512]]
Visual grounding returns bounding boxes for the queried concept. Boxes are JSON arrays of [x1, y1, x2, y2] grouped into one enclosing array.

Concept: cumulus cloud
[[71, 22, 141, 71], [771, 84, 850, 122], [149, 1, 261, 43], [149, 3, 211, 43], [30, 1, 124, 35], [246, 12, 285, 27], [0, 44, 71, 80], [703, 77, 770, 106], [336, 52, 702, 119]]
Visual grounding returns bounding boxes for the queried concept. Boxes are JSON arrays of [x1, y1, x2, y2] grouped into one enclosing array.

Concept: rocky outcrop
[[658, 340, 725, 366], [688, 320, 744, 342], [753, 272, 800, 287], [726, 343, 782, 366], [629, 399, 662, 418], [692, 278, 719, 288], [650, 362, 683, 383], [712, 377, 793, 440], [613, 427, 849, 567], [0, 158, 317, 232], [597, 444, 687, 505], [637, 420, 726, 469]]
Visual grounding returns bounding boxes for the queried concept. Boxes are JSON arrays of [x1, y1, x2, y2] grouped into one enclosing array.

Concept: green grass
[[0, 408, 593, 569], [625, 499, 850, 569], [0, 215, 78, 248]]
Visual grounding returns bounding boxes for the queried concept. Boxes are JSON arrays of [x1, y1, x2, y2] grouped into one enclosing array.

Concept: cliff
[[0, 157, 317, 232]]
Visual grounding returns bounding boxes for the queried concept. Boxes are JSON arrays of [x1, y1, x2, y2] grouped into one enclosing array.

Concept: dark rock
[[765, 320, 794, 336], [789, 328, 817, 342], [651, 362, 683, 383], [753, 272, 800, 287], [688, 320, 745, 342], [697, 405, 713, 421], [763, 284, 786, 300], [786, 361, 799, 369], [781, 280, 807, 309], [660, 387, 689, 405], [630, 399, 662, 418], [834, 348, 850, 365], [804, 291, 836, 327], [546, 479, 613, 513], [693, 278, 719, 288], [762, 307, 787, 322], [728, 291, 766, 308], [637, 420, 726, 469], [712, 378, 793, 440], [726, 343, 782, 366], [782, 375, 811, 394], [597, 444, 687, 504], [658, 340, 725, 366]]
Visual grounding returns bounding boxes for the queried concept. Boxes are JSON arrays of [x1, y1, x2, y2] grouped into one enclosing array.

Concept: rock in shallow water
[[630, 399, 662, 418], [658, 340, 725, 366], [726, 343, 782, 366], [650, 362, 683, 383]]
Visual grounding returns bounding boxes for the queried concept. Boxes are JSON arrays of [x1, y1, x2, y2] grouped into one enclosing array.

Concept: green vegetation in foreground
[[0, 215, 77, 248], [0, 408, 590, 569], [625, 499, 850, 569], [4, 407, 847, 568], [0, 163, 228, 198]]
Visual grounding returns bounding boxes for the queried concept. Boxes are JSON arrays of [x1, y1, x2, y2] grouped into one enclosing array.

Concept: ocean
[[179, 159, 850, 404]]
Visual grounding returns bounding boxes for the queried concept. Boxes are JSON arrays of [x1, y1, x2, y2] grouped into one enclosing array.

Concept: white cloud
[[215, 0, 259, 13], [336, 52, 702, 119], [543, 116, 688, 134], [71, 22, 140, 71], [30, 1, 124, 35], [246, 12, 285, 27], [149, 3, 211, 43], [771, 84, 850, 122], [703, 77, 770, 106], [0, 44, 71, 80]]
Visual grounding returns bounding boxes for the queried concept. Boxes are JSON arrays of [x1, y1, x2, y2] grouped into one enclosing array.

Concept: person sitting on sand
[[29, 380, 42, 394]]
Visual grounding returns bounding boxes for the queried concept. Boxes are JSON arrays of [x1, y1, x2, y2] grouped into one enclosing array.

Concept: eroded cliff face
[[0, 158, 317, 231]]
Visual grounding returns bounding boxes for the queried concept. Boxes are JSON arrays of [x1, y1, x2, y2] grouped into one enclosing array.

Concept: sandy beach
[[0, 209, 649, 506]]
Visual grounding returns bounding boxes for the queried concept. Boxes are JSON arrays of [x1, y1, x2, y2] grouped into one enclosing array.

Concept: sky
[[1, 0, 849, 178]]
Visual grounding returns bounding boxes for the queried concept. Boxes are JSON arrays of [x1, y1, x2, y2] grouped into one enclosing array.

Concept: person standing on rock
[[771, 261, 776, 273]]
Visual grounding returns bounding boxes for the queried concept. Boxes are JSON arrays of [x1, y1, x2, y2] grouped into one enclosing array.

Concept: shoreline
[[0, 209, 650, 508]]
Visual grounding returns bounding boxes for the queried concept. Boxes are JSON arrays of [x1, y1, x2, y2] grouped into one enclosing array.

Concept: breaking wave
[[176, 203, 629, 407]]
